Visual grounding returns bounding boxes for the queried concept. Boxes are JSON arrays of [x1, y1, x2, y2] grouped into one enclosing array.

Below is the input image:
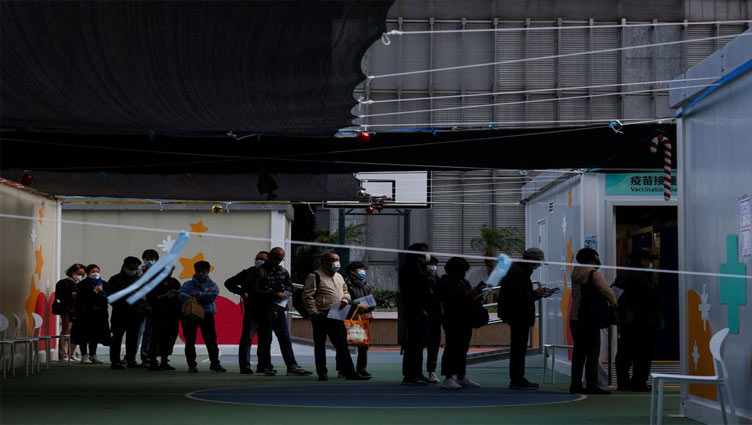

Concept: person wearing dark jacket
[[498, 247, 547, 389], [224, 250, 268, 374], [341, 261, 374, 377], [54, 263, 85, 361], [146, 267, 182, 371], [398, 242, 433, 386], [437, 257, 484, 390], [106, 256, 144, 369], [424, 256, 442, 384], [70, 264, 110, 364], [614, 248, 662, 391], [250, 247, 310, 376]]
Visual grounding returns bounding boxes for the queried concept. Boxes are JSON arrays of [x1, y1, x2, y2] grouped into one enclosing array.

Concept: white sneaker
[[441, 377, 462, 390], [89, 355, 103, 364], [71, 354, 81, 362], [80, 355, 92, 364], [456, 376, 481, 388], [428, 372, 440, 384]]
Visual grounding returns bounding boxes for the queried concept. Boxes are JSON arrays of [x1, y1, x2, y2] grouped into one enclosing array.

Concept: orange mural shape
[[34, 245, 44, 279], [179, 252, 215, 279], [25, 275, 41, 336], [567, 188, 572, 208], [189, 220, 208, 237], [38, 207, 44, 225], [686, 289, 716, 401]]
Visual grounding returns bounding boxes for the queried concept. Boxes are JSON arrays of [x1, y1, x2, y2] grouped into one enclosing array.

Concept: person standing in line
[[71, 264, 111, 364], [251, 247, 311, 376], [303, 251, 370, 381], [341, 261, 374, 378], [106, 256, 144, 369], [224, 250, 269, 374], [146, 267, 182, 371], [498, 248, 547, 390], [569, 247, 618, 395], [137, 249, 159, 367], [437, 257, 483, 390], [398, 242, 433, 386], [54, 264, 85, 361], [614, 248, 662, 391], [178, 261, 226, 373], [424, 256, 442, 384]]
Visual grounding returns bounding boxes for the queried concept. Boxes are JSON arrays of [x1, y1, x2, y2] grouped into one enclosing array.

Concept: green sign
[[605, 172, 678, 196]]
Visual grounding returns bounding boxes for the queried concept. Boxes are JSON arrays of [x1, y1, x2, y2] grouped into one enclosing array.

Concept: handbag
[[344, 312, 371, 346], [51, 298, 70, 315], [578, 270, 615, 329], [182, 298, 205, 321], [469, 298, 489, 329]]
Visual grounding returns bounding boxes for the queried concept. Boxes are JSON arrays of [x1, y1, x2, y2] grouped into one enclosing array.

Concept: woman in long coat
[[71, 264, 111, 364]]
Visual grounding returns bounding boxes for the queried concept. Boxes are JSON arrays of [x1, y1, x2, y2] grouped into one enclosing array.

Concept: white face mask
[[426, 265, 438, 274], [255, 259, 265, 268], [330, 261, 341, 272], [424, 254, 431, 262], [74, 274, 86, 282], [90, 272, 101, 280]]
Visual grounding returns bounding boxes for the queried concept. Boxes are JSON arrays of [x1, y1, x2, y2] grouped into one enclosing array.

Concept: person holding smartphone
[[498, 248, 547, 390]]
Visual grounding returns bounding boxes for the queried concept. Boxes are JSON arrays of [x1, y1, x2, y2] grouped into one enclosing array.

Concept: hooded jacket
[[570, 266, 617, 321]]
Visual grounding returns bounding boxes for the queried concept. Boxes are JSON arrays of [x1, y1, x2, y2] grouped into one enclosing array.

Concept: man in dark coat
[[398, 242, 433, 386], [106, 256, 144, 369], [498, 247, 547, 389], [146, 267, 182, 371], [614, 248, 662, 391], [224, 250, 268, 374]]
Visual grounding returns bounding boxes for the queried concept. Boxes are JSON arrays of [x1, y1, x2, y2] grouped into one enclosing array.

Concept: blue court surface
[[188, 384, 584, 408]]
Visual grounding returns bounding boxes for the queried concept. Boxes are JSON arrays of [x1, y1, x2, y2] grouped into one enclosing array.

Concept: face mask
[[90, 272, 101, 280], [356, 270, 366, 280], [74, 274, 86, 282], [195, 273, 208, 282], [423, 254, 431, 263], [647, 263, 654, 269], [124, 269, 138, 277], [426, 265, 438, 275], [330, 261, 341, 272], [144, 260, 156, 268], [255, 259, 265, 268]]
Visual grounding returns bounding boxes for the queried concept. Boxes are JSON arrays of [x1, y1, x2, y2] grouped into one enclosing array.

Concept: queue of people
[[53, 243, 661, 393]]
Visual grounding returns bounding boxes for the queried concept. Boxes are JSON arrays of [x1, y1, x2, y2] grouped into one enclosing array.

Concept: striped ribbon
[[650, 134, 672, 200]]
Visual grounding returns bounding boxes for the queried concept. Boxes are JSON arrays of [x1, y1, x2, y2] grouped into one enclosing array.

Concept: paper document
[[276, 291, 292, 309], [611, 286, 624, 300], [327, 302, 350, 321], [353, 294, 377, 308], [473, 286, 495, 300]]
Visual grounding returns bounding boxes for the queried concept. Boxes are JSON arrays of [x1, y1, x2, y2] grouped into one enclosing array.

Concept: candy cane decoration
[[650, 134, 672, 200]]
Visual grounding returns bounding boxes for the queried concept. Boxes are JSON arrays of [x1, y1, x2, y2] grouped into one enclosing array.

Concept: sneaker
[[428, 372, 440, 384], [263, 367, 277, 376], [160, 361, 176, 371], [441, 377, 462, 390], [239, 368, 254, 375], [80, 355, 92, 364], [417, 374, 430, 384], [509, 378, 539, 390], [346, 373, 372, 381], [89, 355, 103, 364], [147, 364, 162, 371], [337, 373, 346, 379], [126, 361, 142, 369], [286, 366, 312, 376], [188, 365, 198, 373], [70, 354, 81, 362], [357, 370, 373, 378], [402, 378, 429, 386], [210, 364, 227, 372], [110, 363, 126, 370], [456, 376, 481, 388]]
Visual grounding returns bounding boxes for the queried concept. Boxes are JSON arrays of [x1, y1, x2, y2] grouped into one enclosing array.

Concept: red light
[[365, 205, 375, 214], [356, 131, 371, 144], [18, 171, 34, 186]]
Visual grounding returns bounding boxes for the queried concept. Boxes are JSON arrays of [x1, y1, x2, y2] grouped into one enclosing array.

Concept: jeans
[[238, 311, 258, 371], [312, 315, 355, 377], [181, 313, 220, 367], [109, 316, 140, 364], [79, 342, 97, 357], [138, 316, 153, 362], [509, 320, 531, 384], [256, 308, 298, 371], [441, 323, 472, 378], [570, 320, 601, 388]]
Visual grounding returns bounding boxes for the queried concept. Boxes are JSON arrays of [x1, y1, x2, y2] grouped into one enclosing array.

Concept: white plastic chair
[[650, 328, 736, 425], [31, 313, 55, 371], [4, 314, 34, 377], [0, 314, 14, 378], [542, 343, 574, 384]]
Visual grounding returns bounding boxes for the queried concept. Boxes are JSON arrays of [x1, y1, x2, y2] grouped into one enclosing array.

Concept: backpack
[[292, 272, 320, 319]]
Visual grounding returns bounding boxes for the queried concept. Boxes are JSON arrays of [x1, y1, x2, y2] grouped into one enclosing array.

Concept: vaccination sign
[[605, 172, 678, 197]]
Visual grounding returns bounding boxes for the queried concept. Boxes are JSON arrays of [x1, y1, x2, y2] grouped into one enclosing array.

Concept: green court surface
[[0, 353, 696, 425]]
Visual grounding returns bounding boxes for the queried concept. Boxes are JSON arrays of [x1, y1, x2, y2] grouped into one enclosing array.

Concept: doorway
[[614, 206, 679, 361]]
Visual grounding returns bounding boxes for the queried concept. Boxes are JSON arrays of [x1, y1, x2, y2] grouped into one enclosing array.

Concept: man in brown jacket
[[303, 251, 370, 381]]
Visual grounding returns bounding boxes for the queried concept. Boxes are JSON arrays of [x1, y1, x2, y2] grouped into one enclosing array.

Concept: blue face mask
[[647, 263, 654, 269], [356, 270, 366, 280], [144, 260, 156, 268]]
